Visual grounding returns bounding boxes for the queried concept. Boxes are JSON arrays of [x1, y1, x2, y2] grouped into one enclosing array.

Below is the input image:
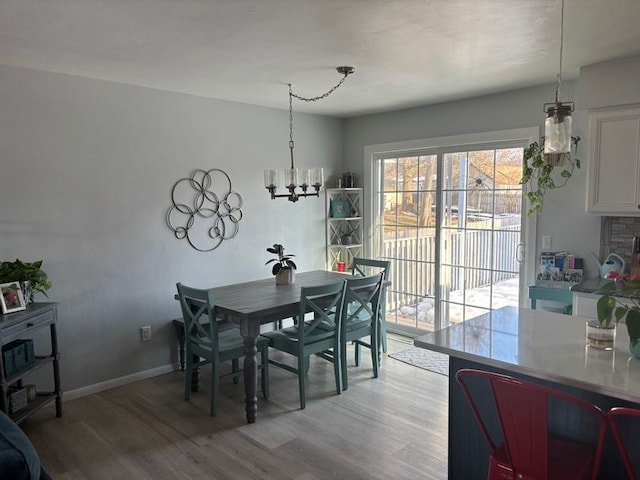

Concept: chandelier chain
[[289, 71, 351, 103], [289, 84, 294, 149], [269, 67, 354, 200]]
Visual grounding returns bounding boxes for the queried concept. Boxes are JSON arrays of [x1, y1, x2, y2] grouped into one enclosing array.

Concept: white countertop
[[414, 306, 640, 404]]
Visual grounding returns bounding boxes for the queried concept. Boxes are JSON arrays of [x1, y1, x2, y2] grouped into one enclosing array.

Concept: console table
[[0, 303, 62, 424], [528, 285, 573, 314]]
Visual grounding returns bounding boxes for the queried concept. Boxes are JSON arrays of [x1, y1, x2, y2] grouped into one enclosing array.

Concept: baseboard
[[63, 363, 179, 401]]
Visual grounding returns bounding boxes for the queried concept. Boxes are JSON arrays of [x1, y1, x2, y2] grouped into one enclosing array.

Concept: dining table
[[194, 269, 356, 423]]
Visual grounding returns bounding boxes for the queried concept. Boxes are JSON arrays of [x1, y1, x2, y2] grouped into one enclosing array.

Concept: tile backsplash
[[600, 216, 640, 261]]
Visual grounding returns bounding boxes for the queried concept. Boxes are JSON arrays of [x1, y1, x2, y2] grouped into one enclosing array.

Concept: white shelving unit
[[325, 188, 363, 271]]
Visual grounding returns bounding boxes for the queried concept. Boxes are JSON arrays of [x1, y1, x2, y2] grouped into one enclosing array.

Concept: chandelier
[[264, 66, 355, 202], [543, 0, 575, 166]]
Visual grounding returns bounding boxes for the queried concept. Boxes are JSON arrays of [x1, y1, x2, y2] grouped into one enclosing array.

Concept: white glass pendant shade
[[544, 105, 573, 154], [264, 169, 279, 188], [311, 167, 324, 187], [299, 169, 310, 188], [284, 168, 299, 188]]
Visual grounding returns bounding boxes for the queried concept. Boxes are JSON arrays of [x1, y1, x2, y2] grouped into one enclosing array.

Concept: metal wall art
[[166, 169, 243, 252]]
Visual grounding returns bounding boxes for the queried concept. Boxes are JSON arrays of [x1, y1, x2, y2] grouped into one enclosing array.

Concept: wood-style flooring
[[22, 335, 448, 480]]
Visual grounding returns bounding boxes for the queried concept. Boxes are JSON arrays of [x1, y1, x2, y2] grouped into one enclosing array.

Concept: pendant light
[[264, 66, 355, 202], [543, 0, 574, 165]]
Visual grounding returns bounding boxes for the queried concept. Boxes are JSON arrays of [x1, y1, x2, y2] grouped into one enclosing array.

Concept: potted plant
[[340, 224, 358, 245], [596, 279, 640, 356], [0, 259, 52, 303], [519, 137, 580, 216], [266, 244, 297, 284]]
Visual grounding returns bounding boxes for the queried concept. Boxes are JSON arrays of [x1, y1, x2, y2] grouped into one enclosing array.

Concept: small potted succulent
[[0, 259, 52, 303], [266, 244, 297, 284], [340, 225, 358, 245]]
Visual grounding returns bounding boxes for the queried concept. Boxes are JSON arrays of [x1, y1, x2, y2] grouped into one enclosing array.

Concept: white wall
[[0, 65, 342, 394], [580, 55, 640, 109], [342, 82, 602, 281]]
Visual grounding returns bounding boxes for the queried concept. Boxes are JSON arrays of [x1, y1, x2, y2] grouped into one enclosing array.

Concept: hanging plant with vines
[[519, 137, 580, 216]]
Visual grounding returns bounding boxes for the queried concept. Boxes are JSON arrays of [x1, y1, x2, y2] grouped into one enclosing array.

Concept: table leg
[[241, 321, 260, 423], [172, 319, 186, 370]]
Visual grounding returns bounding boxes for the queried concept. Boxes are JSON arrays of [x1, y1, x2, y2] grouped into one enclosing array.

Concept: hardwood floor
[[22, 336, 448, 480]]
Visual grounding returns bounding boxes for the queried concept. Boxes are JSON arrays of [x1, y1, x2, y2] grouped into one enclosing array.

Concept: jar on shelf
[[342, 172, 355, 188]]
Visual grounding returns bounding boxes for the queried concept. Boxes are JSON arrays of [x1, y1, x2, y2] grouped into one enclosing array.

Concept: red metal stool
[[608, 407, 640, 480], [456, 369, 607, 480]]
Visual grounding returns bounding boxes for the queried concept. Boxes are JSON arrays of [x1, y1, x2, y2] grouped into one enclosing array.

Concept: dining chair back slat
[[176, 282, 269, 416], [262, 280, 346, 409], [352, 258, 390, 353], [340, 273, 384, 390]]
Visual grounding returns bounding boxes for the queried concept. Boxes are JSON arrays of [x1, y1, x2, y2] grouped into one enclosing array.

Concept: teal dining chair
[[352, 258, 390, 353], [261, 280, 346, 409], [176, 282, 270, 416], [340, 273, 384, 390]]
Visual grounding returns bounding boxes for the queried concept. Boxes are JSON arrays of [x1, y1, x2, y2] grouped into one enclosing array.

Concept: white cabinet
[[325, 188, 363, 271], [572, 292, 600, 319], [573, 291, 634, 320], [587, 104, 640, 214]]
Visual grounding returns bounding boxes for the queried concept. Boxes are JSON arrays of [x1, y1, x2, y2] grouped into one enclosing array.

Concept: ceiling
[[1, 0, 640, 117]]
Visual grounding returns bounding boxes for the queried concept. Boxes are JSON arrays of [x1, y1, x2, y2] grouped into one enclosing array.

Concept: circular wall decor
[[166, 169, 243, 252]]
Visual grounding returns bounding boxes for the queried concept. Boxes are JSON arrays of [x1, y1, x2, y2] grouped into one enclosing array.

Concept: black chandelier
[[264, 66, 355, 202]]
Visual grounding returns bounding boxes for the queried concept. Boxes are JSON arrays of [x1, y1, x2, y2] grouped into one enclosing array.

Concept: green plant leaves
[[597, 295, 616, 326], [266, 244, 297, 274], [627, 309, 640, 347], [0, 259, 51, 299], [596, 280, 640, 347], [520, 138, 580, 216]]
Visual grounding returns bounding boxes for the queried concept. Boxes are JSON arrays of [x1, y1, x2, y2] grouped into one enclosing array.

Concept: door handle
[[516, 243, 525, 263]]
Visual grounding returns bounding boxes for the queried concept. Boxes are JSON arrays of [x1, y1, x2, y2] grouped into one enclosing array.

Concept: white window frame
[[363, 127, 539, 307]]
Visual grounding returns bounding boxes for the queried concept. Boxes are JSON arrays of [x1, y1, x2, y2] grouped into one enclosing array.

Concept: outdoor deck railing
[[382, 224, 520, 313]]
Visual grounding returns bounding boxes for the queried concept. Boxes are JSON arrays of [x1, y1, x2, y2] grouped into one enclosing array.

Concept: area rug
[[388, 348, 449, 376]]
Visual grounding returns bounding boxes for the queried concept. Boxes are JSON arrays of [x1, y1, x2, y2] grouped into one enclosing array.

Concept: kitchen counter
[[415, 306, 640, 479], [570, 277, 611, 294], [414, 305, 640, 403], [571, 277, 638, 302]]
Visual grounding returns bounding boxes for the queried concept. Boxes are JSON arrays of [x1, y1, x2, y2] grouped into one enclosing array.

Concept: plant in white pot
[[0, 259, 52, 303], [266, 244, 297, 284], [340, 224, 358, 245]]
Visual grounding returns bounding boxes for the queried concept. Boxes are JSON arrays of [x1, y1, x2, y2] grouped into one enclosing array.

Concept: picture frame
[[1, 282, 27, 314], [331, 199, 351, 218]]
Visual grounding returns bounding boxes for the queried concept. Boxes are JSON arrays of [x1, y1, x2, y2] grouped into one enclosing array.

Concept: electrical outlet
[[542, 235, 552, 250], [141, 325, 152, 342]]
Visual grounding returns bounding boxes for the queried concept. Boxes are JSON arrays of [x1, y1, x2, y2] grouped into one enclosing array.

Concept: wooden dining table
[[201, 269, 355, 423]]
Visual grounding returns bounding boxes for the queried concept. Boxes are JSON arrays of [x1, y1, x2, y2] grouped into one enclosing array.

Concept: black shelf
[[3, 356, 54, 386], [10, 392, 57, 424], [0, 303, 62, 422]]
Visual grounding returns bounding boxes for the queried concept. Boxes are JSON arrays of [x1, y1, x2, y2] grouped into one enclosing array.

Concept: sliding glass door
[[372, 140, 529, 333]]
